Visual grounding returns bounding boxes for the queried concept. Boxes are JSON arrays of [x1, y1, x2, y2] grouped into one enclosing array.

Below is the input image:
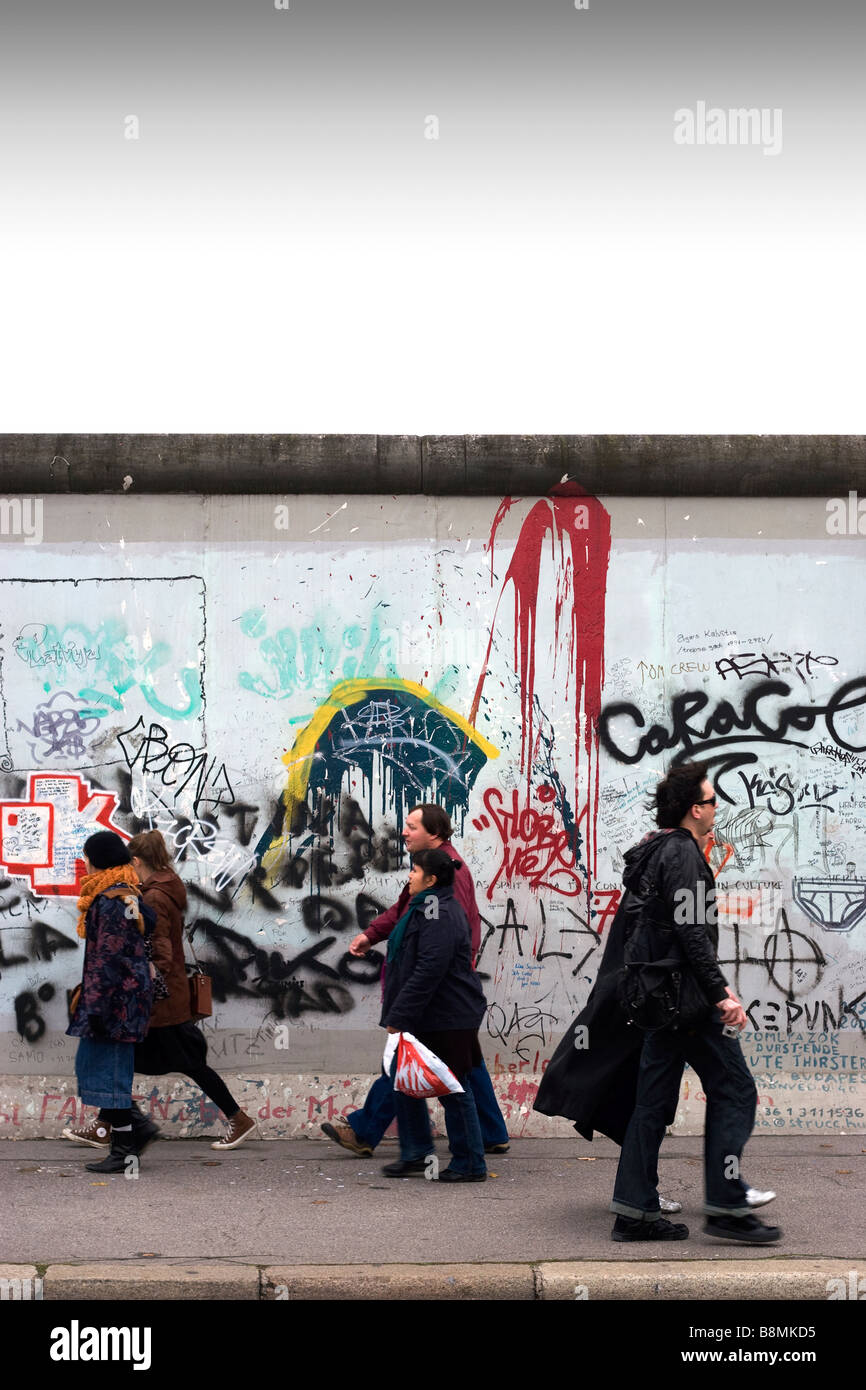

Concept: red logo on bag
[[394, 1035, 460, 1099]]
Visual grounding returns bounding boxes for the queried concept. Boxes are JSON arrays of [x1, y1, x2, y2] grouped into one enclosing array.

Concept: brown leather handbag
[[184, 929, 213, 1020], [188, 968, 212, 1020]]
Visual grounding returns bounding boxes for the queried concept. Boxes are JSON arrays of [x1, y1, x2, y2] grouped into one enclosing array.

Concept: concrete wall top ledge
[[1, 434, 864, 495]]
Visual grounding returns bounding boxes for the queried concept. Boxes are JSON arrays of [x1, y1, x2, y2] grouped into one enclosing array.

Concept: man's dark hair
[[409, 803, 453, 841], [653, 762, 710, 828], [412, 847, 456, 887]]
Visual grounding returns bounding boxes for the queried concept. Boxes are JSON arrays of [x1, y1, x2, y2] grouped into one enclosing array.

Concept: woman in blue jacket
[[380, 847, 488, 1183]]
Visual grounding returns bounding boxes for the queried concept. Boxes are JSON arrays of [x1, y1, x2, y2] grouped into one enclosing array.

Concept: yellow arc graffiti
[[263, 678, 499, 875]]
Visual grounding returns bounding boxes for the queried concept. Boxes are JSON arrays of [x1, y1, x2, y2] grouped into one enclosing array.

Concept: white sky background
[[0, 0, 863, 433]]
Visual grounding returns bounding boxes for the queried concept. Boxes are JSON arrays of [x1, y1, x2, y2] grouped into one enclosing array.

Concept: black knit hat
[[83, 831, 132, 870]]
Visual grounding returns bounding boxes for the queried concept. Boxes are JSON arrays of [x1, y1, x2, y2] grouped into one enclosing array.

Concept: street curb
[[535, 1259, 860, 1301], [0, 1264, 40, 1296], [1, 1259, 859, 1301], [262, 1263, 535, 1300], [42, 1262, 260, 1300]]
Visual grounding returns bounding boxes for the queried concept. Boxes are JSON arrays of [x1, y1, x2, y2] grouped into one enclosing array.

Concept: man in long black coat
[[535, 761, 778, 1244], [533, 833, 663, 1146]]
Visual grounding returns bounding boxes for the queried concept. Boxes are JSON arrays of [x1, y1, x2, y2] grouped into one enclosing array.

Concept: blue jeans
[[75, 1038, 134, 1109], [347, 1061, 508, 1149], [346, 1071, 395, 1147], [389, 1057, 487, 1176], [469, 1063, 510, 1145], [611, 1014, 758, 1220]]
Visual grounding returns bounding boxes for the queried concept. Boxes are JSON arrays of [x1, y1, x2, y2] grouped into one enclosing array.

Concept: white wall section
[[0, 490, 863, 1138]]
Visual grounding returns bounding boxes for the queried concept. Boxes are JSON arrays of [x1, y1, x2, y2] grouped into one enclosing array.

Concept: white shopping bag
[[382, 1031, 465, 1098]]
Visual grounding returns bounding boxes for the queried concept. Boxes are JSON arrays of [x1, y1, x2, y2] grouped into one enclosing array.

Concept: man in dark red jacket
[[321, 803, 510, 1159], [357, 808, 481, 962]]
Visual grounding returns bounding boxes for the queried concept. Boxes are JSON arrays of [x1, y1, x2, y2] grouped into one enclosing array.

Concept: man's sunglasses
[[695, 796, 717, 807]]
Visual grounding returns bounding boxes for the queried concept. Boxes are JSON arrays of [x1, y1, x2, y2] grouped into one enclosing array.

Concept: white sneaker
[[745, 1187, 776, 1208], [659, 1195, 682, 1214]]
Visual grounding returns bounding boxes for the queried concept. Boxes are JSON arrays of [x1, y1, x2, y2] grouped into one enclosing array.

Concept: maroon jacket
[[143, 869, 192, 1029], [363, 840, 482, 961]]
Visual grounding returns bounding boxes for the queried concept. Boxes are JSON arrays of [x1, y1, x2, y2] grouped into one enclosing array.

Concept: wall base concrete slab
[[5, 1072, 863, 1140], [0, 1072, 578, 1140]]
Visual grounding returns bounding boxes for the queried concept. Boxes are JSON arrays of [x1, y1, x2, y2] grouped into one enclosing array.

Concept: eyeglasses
[[695, 796, 717, 807]]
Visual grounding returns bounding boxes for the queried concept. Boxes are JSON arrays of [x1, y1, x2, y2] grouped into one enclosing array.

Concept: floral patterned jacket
[[67, 883, 156, 1043]]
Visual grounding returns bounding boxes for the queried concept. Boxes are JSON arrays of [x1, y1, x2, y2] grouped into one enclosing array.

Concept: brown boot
[[210, 1111, 257, 1150], [321, 1122, 374, 1157]]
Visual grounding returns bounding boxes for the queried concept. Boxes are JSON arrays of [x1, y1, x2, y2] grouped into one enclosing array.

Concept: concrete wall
[[1, 484, 864, 1138]]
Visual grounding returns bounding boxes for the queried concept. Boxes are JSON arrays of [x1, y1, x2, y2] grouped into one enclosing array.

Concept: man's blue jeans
[[346, 1061, 508, 1149], [611, 1014, 758, 1220], [345, 1072, 395, 1147]]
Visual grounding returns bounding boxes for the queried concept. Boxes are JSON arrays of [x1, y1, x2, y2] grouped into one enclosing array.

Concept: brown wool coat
[[142, 869, 192, 1028]]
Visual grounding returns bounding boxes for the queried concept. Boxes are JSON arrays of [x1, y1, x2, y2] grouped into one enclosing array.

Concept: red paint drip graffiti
[[469, 488, 611, 886], [473, 785, 583, 899]]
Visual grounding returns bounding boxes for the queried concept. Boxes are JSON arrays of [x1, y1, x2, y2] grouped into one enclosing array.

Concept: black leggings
[[175, 1063, 239, 1118], [99, 1067, 239, 1125]]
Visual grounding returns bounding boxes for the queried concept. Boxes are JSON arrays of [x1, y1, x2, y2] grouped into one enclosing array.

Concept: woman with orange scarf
[[67, 831, 155, 1174]]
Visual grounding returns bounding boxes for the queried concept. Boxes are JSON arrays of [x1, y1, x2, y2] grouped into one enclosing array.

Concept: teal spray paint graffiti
[[14, 621, 202, 720], [237, 608, 399, 700]]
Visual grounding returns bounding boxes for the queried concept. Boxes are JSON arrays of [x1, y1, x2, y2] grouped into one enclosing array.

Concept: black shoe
[[129, 1114, 161, 1155], [85, 1131, 139, 1175], [382, 1157, 433, 1177], [484, 1143, 510, 1154], [612, 1215, 689, 1242], [703, 1214, 781, 1244], [438, 1167, 487, 1183]]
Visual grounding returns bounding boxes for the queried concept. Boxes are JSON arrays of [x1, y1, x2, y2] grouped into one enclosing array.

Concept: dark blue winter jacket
[[380, 886, 487, 1034]]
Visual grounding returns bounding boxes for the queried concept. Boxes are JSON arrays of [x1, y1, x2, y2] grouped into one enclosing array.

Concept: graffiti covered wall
[[0, 491, 864, 1137]]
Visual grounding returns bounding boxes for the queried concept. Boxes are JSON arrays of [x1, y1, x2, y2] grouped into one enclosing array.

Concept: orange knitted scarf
[[76, 863, 142, 939]]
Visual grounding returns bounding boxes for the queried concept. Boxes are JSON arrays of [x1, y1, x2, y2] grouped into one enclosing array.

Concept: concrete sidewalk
[[2, 1135, 863, 1299]]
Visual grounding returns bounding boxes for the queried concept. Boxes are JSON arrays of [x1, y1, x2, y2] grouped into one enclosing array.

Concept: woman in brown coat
[[64, 830, 256, 1152]]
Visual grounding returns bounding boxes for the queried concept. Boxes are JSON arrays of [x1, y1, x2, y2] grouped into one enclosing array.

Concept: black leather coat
[[533, 828, 728, 1142], [634, 828, 729, 1010]]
